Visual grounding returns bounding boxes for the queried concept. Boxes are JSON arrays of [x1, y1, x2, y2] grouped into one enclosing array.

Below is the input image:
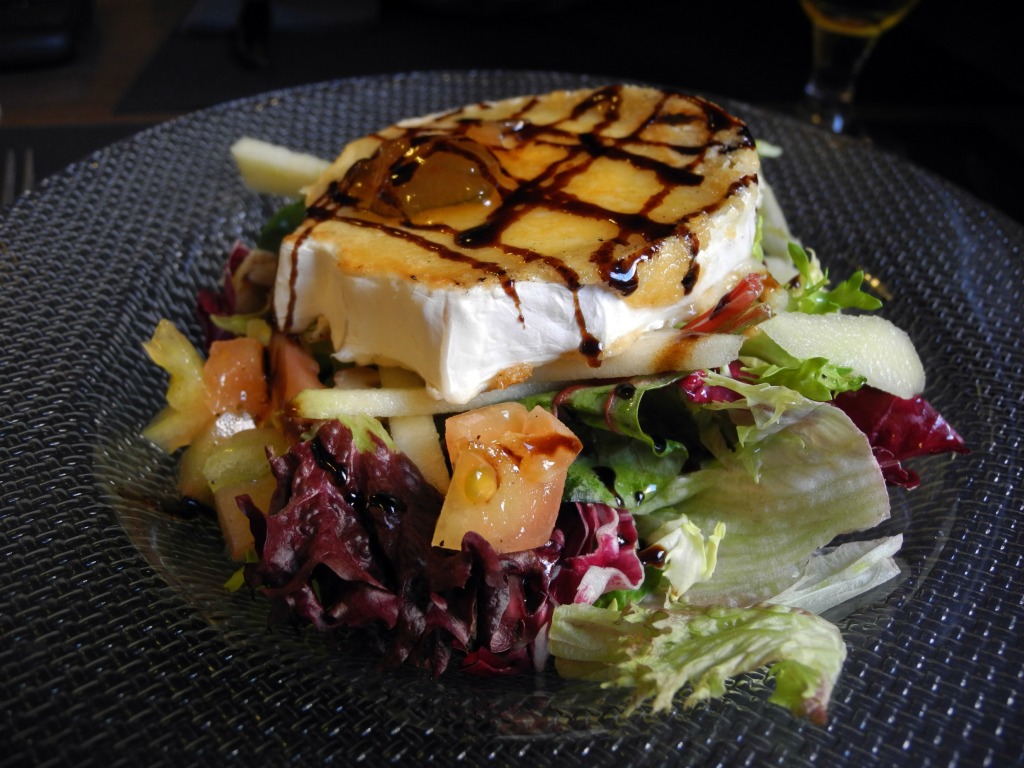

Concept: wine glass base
[[796, 95, 864, 137]]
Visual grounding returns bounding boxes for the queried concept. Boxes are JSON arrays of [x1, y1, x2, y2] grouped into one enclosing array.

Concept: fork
[[1, 147, 35, 207]]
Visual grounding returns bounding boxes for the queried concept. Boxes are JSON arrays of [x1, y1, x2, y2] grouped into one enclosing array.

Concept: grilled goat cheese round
[[274, 85, 762, 403]]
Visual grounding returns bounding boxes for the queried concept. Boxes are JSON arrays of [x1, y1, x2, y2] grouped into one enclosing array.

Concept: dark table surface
[[2, 0, 1022, 227]]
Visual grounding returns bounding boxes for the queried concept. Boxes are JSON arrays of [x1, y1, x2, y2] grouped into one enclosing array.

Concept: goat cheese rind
[[275, 85, 762, 403]]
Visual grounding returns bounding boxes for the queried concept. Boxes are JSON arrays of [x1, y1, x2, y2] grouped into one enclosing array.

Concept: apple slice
[[757, 312, 925, 398], [230, 137, 330, 197], [203, 426, 292, 560]]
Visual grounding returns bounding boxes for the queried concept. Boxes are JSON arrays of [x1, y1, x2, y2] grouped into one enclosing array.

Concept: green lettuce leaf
[[770, 534, 904, 616], [740, 331, 866, 402], [338, 413, 395, 453], [257, 198, 307, 252], [632, 374, 890, 605], [632, 515, 725, 602], [549, 602, 846, 724], [562, 433, 685, 509], [525, 375, 691, 509], [526, 370, 892, 609]]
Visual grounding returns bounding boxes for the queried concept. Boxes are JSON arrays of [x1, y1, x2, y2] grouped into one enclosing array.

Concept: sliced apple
[[203, 426, 292, 560], [379, 367, 451, 495], [230, 137, 330, 197], [757, 312, 925, 398]]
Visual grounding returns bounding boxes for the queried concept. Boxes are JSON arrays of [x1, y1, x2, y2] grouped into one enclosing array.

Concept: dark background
[[2, 0, 1021, 225]]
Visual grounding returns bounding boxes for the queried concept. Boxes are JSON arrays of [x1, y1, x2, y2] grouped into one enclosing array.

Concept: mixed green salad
[[143, 136, 966, 724]]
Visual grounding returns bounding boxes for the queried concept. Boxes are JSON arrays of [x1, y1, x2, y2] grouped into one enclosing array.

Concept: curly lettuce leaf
[[784, 242, 882, 314], [525, 371, 892, 609], [549, 601, 846, 724]]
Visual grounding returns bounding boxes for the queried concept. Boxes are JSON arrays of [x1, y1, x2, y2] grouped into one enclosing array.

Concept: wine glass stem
[[804, 25, 880, 133]]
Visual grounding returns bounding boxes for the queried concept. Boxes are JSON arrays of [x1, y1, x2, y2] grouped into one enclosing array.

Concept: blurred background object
[[797, 0, 921, 134], [0, 0, 1021, 224], [0, 0, 93, 67]]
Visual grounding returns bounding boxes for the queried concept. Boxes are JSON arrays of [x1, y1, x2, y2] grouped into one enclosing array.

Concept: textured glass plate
[[1, 71, 1021, 767]]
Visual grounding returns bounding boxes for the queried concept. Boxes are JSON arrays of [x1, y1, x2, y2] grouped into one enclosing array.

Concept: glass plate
[[1, 71, 1020, 767]]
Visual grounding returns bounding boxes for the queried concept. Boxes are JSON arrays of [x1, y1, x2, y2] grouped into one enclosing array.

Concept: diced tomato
[[268, 332, 324, 409], [203, 336, 269, 419], [432, 403, 582, 554]]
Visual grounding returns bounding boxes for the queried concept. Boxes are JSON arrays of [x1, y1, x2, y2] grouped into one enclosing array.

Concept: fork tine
[[1, 148, 34, 207], [21, 148, 34, 196], [2, 148, 15, 207]]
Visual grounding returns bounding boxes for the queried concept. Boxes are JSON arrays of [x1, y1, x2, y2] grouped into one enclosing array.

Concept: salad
[[142, 88, 967, 724]]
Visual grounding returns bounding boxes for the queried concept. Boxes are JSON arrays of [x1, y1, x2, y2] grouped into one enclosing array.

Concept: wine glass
[[798, 0, 921, 134]]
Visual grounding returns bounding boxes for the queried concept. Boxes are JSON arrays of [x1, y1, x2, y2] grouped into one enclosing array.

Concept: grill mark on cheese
[[306, 180, 525, 318], [335, 212, 522, 305], [284, 85, 756, 363]]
